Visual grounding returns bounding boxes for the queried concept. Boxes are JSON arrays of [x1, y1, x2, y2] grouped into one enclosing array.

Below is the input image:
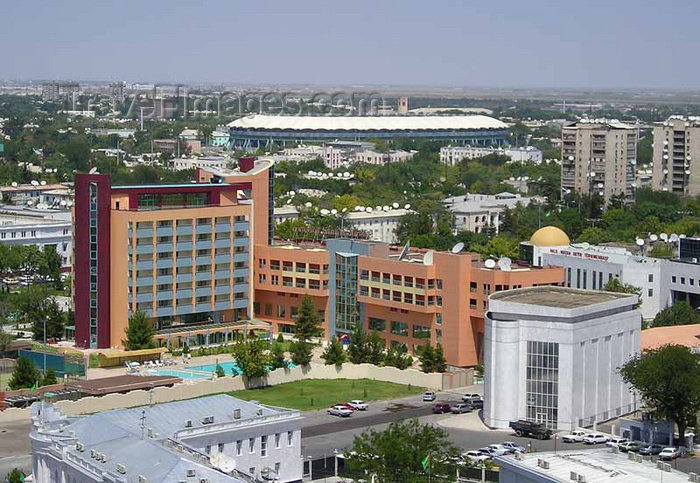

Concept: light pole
[[43, 317, 47, 376]]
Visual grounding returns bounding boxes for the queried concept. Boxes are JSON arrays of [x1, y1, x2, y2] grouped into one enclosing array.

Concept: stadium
[[227, 114, 509, 150]]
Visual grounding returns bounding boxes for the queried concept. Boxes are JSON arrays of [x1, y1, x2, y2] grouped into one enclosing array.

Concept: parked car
[[462, 393, 483, 406], [451, 403, 473, 414], [509, 420, 552, 440], [423, 391, 437, 402], [606, 437, 629, 448], [478, 446, 506, 458], [561, 430, 587, 443], [619, 441, 643, 453], [327, 405, 353, 417], [487, 444, 510, 456], [338, 403, 356, 412], [638, 444, 665, 456], [347, 400, 368, 411], [659, 447, 680, 460], [583, 433, 608, 445], [462, 450, 490, 464], [501, 442, 526, 453], [433, 403, 452, 414]]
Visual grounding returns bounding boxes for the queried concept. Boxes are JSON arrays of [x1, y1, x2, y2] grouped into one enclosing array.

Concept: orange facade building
[[75, 158, 563, 368]]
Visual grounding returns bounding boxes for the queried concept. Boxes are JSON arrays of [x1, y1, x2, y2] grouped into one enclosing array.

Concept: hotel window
[[369, 317, 386, 332], [391, 321, 408, 336], [218, 443, 225, 453], [259, 258, 267, 268], [196, 232, 211, 241], [383, 273, 391, 284], [672, 276, 677, 283], [428, 279, 435, 289], [382, 289, 390, 301], [415, 278, 425, 289], [470, 282, 477, 292], [648, 288, 653, 297], [413, 324, 431, 339], [470, 298, 477, 308], [261, 436, 267, 457], [291, 306, 298, 318], [271, 260, 280, 270], [436, 279, 443, 289], [648, 273, 653, 282], [404, 293, 413, 304], [404, 276, 413, 288], [309, 263, 320, 274], [278, 305, 286, 318], [393, 275, 402, 286], [296, 263, 306, 273], [264, 303, 272, 316], [287, 431, 293, 446], [236, 440, 242, 456], [249, 438, 255, 454], [360, 286, 369, 296], [682, 277, 686, 284], [275, 433, 281, 449], [296, 279, 306, 289]]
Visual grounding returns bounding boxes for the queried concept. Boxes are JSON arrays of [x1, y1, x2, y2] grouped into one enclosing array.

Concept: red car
[[433, 402, 452, 414], [339, 403, 356, 412]]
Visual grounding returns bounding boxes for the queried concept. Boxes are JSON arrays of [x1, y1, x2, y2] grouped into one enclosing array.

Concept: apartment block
[[652, 116, 700, 195], [561, 120, 637, 203]]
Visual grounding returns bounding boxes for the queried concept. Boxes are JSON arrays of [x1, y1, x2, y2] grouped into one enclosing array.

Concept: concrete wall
[[1, 362, 454, 421]]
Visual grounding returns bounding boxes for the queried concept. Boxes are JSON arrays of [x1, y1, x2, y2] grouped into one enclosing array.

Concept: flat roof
[[497, 448, 688, 482], [641, 324, 700, 351], [491, 286, 633, 309], [228, 114, 507, 131], [67, 374, 181, 396]]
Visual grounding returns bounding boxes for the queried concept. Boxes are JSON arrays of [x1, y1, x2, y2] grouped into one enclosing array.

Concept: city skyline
[[3, 0, 700, 90]]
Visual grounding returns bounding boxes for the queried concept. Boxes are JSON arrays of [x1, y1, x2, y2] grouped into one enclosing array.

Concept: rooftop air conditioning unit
[[627, 452, 635, 460], [147, 428, 154, 438], [117, 464, 126, 474], [185, 420, 193, 428], [570, 471, 578, 481], [233, 409, 241, 419], [577, 475, 586, 483], [635, 454, 643, 463], [664, 463, 672, 472], [138, 476, 148, 483], [689, 472, 698, 482], [200, 479, 209, 483], [90, 449, 97, 459], [76, 442, 84, 452], [187, 469, 196, 477], [657, 461, 665, 470]]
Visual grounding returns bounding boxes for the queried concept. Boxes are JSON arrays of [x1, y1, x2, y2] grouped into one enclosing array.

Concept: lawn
[[229, 378, 424, 411]]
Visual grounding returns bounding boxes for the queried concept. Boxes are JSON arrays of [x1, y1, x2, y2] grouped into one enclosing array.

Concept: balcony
[[215, 301, 232, 311], [196, 256, 212, 265], [156, 227, 173, 237], [196, 287, 212, 297], [177, 289, 193, 299], [196, 225, 212, 235], [136, 244, 153, 255], [234, 237, 249, 248], [176, 241, 193, 251], [176, 258, 193, 268], [156, 307, 174, 318], [135, 276, 154, 287], [215, 223, 231, 233], [234, 268, 249, 278], [195, 240, 212, 251], [234, 221, 249, 232], [155, 275, 173, 285], [136, 292, 153, 303], [234, 283, 249, 293], [215, 269, 231, 279], [136, 228, 154, 238], [176, 273, 193, 283], [233, 298, 249, 309], [195, 271, 212, 282], [234, 252, 248, 263], [215, 285, 230, 296], [176, 226, 193, 236], [136, 260, 153, 271], [156, 259, 173, 269], [156, 291, 173, 301], [215, 254, 230, 264], [215, 238, 231, 249], [156, 243, 173, 253]]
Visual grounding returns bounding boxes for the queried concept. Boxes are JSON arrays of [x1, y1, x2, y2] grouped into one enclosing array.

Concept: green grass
[[228, 378, 424, 411]]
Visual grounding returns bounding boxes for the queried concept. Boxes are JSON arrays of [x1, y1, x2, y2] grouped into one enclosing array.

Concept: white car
[[478, 446, 506, 457], [502, 442, 526, 453], [487, 444, 510, 456], [347, 400, 368, 411], [327, 405, 353, 417], [659, 447, 680, 460], [606, 437, 629, 448], [423, 391, 437, 401], [462, 450, 490, 464], [582, 433, 608, 445], [561, 430, 587, 443]]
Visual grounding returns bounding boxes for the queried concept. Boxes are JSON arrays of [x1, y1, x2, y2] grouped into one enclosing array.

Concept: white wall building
[[443, 192, 531, 234], [440, 145, 543, 166], [171, 156, 230, 171], [484, 286, 640, 431], [274, 206, 300, 224], [30, 394, 303, 483], [0, 206, 72, 269], [346, 208, 411, 244]]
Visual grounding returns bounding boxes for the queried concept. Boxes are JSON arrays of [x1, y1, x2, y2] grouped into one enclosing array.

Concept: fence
[[18, 349, 86, 378]]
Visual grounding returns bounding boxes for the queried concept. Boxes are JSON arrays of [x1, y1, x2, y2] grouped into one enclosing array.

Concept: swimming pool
[[150, 369, 212, 381], [190, 361, 243, 376]]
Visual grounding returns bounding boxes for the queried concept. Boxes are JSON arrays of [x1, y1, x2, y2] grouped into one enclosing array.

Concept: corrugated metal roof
[[228, 114, 508, 131]]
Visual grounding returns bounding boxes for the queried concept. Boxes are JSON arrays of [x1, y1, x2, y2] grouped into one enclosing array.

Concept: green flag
[[30, 381, 38, 392], [421, 453, 430, 471]]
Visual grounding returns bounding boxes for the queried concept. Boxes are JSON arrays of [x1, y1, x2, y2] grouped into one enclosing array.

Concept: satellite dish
[[392, 202, 399, 209], [650, 234, 658, 242], [342, 207, 347, 213], [330, 209, 338, 215], [30, 180, 39, 186], [498, 257, 512, 271], [40, 180, 46, 186], [375, 206, 382, 211], [359, 206, 366, 212], [320, 209, 330, 215], [210, 452, 236, 473], [366, 207, 373, 212], [26, 200, 34, 206], [354, 205, 361, 211], [404, 204, 411, 210], [11, 181, 18, 187], [88, 167, 98, 174], [451, 242, 465, 254], [485, 259, 496, 269], [680, 234, 687, 238], [670, 233, 679, 243], [580, 242, 590, 250], [305, 202, 312, 208], [383, 206, 390, 211], [635, 238, 645, 246], [308, 170, 314, 175], [289, 190, 296, 196], [60, 200, 67, 206], [398, 240, 411, 261], [286, 199, 292, 204], [423, 250, 434, 266], [660, 233, 669, 241]]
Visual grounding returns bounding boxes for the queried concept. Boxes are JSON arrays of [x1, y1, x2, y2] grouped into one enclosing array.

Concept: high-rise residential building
[[109, 81, 126, 103], [397, 96, 409, 114], [561, 120, 637, 203], [651, 116, 700, 195], [41, 82, 60, 101]]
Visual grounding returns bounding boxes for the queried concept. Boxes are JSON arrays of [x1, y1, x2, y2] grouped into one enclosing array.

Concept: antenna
[[423, 250, 434, 266], [485, 259, 496, 269], [398, 240, 410, 261], [498, 257, 512, 271], [451, 242, 464, 254]]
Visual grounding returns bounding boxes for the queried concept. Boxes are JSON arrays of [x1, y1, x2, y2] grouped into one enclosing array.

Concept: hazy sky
[[3, 0, 699, 89]]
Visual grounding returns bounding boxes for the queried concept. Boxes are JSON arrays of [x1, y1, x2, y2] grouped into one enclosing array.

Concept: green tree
[[215, 364, 225, 378], [418, 345, 436, 373], [8, 356, 40, 390], [471, 235, 519, 260], [269, 342, 287, 370], [384, 344, 413, 370], [348, 323, 368, 364], [603, 279, 642, 307], [41, 245, 63, 290], [366, 331, 386, 365], [7, 468, 25, 483], [347, 419, 460, 483], [41, 368, 58, 386], [576, 227, 609, 245], [276, 333, 285, 344], [321, 337, 347, 366], [290, 340, 313, 366], [294, 295, 323, 342], [433, 345, 447, 373], [231, 339, 272, 379], [31, 297, 65, 341], [652, 302, 700, 328], [620, 345, 700, 444], [122, 310, 155, 350], [0, 325, 12, 353]]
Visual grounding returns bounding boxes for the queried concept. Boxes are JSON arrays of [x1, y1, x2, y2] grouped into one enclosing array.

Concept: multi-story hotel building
[[74, 157, 564, 367], [651, 116, 700, 196], [561, 120, 637, 204]]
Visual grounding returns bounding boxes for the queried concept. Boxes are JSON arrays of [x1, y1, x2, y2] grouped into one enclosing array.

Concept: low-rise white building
[[484, 286, 640, 431], [443, 192, 531, 234], [440, 145, 543, 166], [274, 206, 300, 224], [30, 394, 303, 483], [171, 156, 231, 171], [0, 206, 72, 269], [0, 182, 72, 206], [346, 208, 411, 244]]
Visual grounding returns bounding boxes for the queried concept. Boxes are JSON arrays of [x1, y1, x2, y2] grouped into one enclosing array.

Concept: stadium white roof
[[228, 114, 507, 131]]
